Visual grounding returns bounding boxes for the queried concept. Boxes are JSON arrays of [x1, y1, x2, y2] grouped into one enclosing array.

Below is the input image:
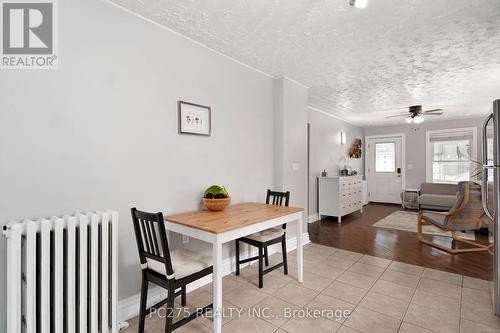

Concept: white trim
[[308, 106, 356, 125], [102, 0, 273, 79], [308, 213, 319, 223], [117, 233, 310, 323], [274, 75, 310, 89], [425, 127, 478, 183], [365, 133, 406, 203]]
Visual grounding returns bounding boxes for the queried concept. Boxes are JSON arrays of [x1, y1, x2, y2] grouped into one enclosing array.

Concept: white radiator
[[2, 210, 119, 333]]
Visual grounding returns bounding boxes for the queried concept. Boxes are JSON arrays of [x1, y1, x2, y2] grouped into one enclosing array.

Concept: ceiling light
[[413, 115, 425, 124], [405, 116, 413, 124], [349, 0, 368, 9]]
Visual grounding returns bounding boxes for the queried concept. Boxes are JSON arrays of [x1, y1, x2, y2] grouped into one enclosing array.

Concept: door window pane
[[375, 142, 396, 172]]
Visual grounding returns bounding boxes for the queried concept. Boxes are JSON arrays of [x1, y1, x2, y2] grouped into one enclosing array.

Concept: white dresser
[[318, 175, 364, 223]]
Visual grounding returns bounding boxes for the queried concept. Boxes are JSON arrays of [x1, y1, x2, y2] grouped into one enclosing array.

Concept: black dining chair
[[131, 208, 213, 333], [235, 190, 290, 288]]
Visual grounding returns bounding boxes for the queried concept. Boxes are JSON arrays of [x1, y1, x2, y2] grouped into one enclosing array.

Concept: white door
[[367, 136, 403, 204]]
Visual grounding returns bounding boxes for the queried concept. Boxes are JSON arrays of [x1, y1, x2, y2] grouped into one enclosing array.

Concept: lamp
[[405, 116, 413, 124], [341, 131, 347, 145], [349, 0, 368, 8]]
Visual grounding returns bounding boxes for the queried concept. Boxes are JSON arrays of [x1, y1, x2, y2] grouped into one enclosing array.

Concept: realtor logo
[[1, 0, 58, 69]]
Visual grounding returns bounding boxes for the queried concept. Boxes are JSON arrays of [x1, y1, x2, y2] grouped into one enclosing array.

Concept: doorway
[[365, 134, 405, 204]]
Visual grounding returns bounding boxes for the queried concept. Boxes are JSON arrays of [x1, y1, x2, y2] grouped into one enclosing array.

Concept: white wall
[[308, 108, 364, 217], [364, 117, 488, 188], [0, 0, 276, 329], [274, 77, 309, 213]]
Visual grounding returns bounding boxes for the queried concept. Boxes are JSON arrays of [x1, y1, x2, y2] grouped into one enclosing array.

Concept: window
[[427, 128, 477, 183], [375, 142, 396, 172]]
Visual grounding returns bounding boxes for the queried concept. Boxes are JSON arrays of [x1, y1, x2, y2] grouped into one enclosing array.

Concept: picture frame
[[177, 101, 212, 136]]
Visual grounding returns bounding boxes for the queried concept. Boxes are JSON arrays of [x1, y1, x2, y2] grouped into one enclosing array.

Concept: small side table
[[401, 188, 420, 210]]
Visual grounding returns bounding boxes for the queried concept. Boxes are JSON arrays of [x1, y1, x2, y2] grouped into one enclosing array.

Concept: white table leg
[[212, 240, 223, 333], [296, 213, 304, 283]]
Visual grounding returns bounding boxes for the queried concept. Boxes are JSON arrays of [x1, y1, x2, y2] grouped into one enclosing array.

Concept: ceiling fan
[[385, 105, 444, 124]]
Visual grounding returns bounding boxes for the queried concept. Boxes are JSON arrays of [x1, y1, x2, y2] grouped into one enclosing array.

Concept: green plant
[[204, 185, 230, 199]]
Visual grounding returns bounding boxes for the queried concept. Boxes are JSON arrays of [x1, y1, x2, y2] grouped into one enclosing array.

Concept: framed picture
[[177, 101, 211, 136]]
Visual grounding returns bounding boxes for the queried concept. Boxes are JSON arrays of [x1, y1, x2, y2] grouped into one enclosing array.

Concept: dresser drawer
[[339, 179, 362, 190]]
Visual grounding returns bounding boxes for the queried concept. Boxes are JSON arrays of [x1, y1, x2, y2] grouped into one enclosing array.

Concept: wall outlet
[[182, 235, 189, 244], [292, 162, 300, 171]]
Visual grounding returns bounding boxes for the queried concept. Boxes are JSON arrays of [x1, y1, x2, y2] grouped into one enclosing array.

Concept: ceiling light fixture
[[349, 0, 368, 9], [405, 116, 413, 124], [413, 115, 425, 124]]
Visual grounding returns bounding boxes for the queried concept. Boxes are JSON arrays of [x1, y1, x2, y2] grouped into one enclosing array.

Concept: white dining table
[[164, 202, 304, 333]]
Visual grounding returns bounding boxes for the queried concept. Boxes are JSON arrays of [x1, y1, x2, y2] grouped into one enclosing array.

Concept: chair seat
[[244, 227, 285, 243], [146, 248, 212, 279], [422, 212, 480, 231]]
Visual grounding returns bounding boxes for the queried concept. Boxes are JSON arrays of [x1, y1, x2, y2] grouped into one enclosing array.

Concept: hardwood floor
[[308, 203, 493, 280]]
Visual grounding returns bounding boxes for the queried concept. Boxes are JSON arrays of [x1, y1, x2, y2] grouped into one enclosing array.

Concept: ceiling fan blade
[[423, 109, 443, 113], [424, 112, 444, 116], [385, 114, 410, 118]]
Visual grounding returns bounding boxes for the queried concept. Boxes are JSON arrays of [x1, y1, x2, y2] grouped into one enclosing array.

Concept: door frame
[[365, 133, 406, 203]]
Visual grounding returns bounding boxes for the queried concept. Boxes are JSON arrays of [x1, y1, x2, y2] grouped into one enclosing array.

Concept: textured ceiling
[[111, 0, 500, 126]]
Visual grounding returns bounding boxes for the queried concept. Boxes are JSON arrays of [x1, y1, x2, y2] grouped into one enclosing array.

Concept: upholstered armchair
[[417, 181, 491, 254]]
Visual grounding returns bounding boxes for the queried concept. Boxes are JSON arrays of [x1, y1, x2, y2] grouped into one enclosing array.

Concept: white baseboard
[[117, 232, 310, 323], [308, 213, 319, 223]]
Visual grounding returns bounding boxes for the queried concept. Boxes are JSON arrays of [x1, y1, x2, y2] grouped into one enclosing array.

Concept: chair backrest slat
[[266, 189, 291, 229], [131, 208, 174, 277], [447, 182, 485, 228]]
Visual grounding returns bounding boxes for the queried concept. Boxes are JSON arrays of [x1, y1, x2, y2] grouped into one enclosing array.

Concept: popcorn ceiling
[[111, 0, 500, 126]]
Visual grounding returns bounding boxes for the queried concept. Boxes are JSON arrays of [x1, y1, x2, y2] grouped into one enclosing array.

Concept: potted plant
[[203, 185, 231, 211]]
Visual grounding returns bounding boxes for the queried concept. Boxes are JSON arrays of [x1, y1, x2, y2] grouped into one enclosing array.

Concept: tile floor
[[122, 243, 500, 333]]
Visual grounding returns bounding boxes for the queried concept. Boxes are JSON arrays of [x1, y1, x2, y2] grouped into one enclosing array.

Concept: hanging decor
[[349, 138, 362, 158]]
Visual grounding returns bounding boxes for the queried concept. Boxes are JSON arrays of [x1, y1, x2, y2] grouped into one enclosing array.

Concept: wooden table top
[[164, 202, 304, 234]]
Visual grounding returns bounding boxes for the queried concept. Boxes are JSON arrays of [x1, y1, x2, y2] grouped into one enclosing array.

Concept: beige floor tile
[[198, 299, 241, 328], [224, 286, 269, 309], [370, 279, 415, 302], [241, 272, 290, 294], [221, 315, 278, 333], [461, 318, 500, 333], [461, 287, 500, 329], [417, 278, 461, 301], [124, 304, 206, 333], [463, 276, 492, 292], [331, 249, 364, 260], [289, 270, 334, 292], [322, 281, 368, 304], [387, 261, 424, 277], [306, 293, 356, 324], [303, 261, 347, 279], [358, 291, 410, 320], [272, 282, 319, 307], [337, 271, 378, 290], [410, 289, 460, 312], [404, 303, 460, 333], [304, 243, 337, 257], [348, 262, 386, 278], [185, 288, 213, 308], [357, 255, 392, 268], [422, 268, 463, 286], [176, 318, 213, 333], [380, 270, 420, 289], [281, 315, 342, 333], [323, 255, 360, 270], [344, 307, 401, 333], [398, 322, 434, 333], [337, 326, 362, 333], [253, 295, 298, 327]]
